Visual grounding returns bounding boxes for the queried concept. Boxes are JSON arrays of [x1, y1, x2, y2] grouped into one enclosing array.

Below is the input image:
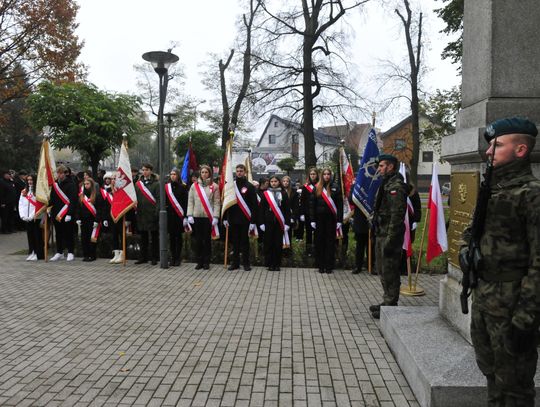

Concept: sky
[[76, 0, 460, 139]]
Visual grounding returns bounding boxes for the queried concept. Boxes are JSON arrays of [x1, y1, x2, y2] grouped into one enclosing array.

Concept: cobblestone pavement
[[0, 234, 444, 406]]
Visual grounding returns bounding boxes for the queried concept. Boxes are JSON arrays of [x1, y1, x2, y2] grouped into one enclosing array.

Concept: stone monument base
[[380, 306, 540, 407]]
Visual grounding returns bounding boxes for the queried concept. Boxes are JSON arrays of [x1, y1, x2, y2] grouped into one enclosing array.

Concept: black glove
[[505, 325, 536, 354]]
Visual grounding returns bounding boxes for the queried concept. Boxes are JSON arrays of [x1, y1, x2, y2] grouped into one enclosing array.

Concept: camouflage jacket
[[373, 171, 407, 249], [464, 159, 540, 331]]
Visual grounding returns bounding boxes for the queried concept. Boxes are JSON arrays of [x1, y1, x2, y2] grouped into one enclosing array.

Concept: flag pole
[[414, 207, 430, 289], [224, 225, 229, 267], [44, 211, 48, 262], [368, 111, 376, 275]]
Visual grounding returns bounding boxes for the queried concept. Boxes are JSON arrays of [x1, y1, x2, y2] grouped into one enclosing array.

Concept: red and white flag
[[399, 163, 413, 258], [426, 163, 448, 263], [111, 141, 137, 222], [340, 146, 354, 220], [35, 137, 56, 217], [221, 138, 237, 218]]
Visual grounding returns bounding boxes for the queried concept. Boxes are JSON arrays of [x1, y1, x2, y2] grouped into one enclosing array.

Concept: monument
[[380, 1, 540, 406]]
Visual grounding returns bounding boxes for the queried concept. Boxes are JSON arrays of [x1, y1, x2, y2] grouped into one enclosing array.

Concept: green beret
[[377, 154, 398, 165], [484, 117, 538, 142]]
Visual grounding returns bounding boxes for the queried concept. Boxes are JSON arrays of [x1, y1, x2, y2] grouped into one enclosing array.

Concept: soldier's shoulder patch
[[390, 190, 397, 196]]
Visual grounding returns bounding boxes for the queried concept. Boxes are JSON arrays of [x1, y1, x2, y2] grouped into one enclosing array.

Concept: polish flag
[[399, 163, 413, 257], [35, 136, 56, 217], [426, 163, 448, 263], [111, 141, 137, 222]]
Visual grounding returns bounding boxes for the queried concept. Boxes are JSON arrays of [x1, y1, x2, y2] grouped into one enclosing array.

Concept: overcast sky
[[76, 0, 460, 137]]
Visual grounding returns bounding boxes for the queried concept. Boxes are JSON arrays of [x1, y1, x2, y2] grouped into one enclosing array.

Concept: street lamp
[[142, 50, 179, 269], [193, 100, 206, 131], [164, 112, 178, 171]]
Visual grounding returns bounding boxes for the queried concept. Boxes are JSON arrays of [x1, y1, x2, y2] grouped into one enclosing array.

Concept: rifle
[[459, 137, 497, 314]]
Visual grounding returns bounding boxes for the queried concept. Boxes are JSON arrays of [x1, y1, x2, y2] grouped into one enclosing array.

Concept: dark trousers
[[103, 219, 120, 250], [168, 230, 183, 263], [264, 222, 283, 268], [140, 230, 158, 261], [1, 204, 14, 233], [193, 217, 211, 265], [26, 220, 44, 259], [230, 223, 250, 266], [295, 220, 304, 240], [305, 220, 314, 246], [354, 232, 370, 271], [314, 216, 336, 270], [80, 219, 97, 259], [53, 219, 74, 254]]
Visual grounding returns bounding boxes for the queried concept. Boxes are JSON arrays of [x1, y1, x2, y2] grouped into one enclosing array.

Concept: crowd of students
[[5, 161, 420, 274]]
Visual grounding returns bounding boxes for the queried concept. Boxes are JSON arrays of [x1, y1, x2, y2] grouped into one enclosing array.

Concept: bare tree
[[395, 0, 422, 184], [254, 0, 370, 169]]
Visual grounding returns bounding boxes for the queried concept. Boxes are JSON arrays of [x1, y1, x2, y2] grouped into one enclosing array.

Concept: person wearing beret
[[369, 154, 407, 318], [460, 117, 540, 406]]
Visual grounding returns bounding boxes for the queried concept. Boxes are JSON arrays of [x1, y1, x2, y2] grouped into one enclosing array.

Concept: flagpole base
[[400, 285, 425, 296]]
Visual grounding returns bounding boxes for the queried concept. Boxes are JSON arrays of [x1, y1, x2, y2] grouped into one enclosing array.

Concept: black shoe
[[369, 303, 382, 312], [372, 310, 380, 319], [228, 264, 239, 271], [275, 267, 280, 271], [151, 259, 157, 266], [195, 264, 203, 270], [352, 268, 361, 274], [318, 268, 325, 274], [243, 265, 251, 271], [169, 260, 176, 267], [267, 267, 273, 271], [326, 269, 333, 274], [135, 259, 147, 265], [82, 257, 90, 262], [203, 264, 209, 270], [89, 257, 96, 262], [175, 260, 181, 267]]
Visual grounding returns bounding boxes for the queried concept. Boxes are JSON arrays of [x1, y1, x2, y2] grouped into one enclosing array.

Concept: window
[[274, 121, 278, 127], [269, 134, 276, 144], [292, 134, 298, 143], [422, 151, 434, 162], [394, 139, 406, 151]]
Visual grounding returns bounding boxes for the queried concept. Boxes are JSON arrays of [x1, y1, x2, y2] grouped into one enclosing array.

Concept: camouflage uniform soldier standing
[[369, 154, 407, 319], [462, 117, 540, 406]]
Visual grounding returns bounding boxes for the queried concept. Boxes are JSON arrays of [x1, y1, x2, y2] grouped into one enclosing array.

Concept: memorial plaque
[[447, 171, 479, 267]]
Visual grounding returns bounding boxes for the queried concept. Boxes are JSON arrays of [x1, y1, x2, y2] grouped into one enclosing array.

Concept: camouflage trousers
[[375, 237, 401, 305], [471, 302, 537, 406]]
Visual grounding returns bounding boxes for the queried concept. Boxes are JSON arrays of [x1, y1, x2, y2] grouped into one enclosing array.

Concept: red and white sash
[[53, 182, 70, 221], [321, 188, 342, 239], [194, 183, 219, 239], [165, 183, 184, 219], [91, 222, 101, 243], [234, 183, 252, 221], [304, 183, 314, 193], [82, 195, 97, 217], [263, 191, 290, 248], [25, 192, 37, 207], [136, 180, 157, 205], [100, 188, 113, 205]]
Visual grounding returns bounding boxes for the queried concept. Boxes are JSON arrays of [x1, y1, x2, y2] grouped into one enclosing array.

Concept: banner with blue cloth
[[351, 128, 381, 217]]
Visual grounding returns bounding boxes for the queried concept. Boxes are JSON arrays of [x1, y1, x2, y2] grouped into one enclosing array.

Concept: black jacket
[[258, 188, 291, 227], [309, 183, 343, 223], [50, 176, 78, 219], [224, 177, 258, 225], [166, 180, 188, 231]]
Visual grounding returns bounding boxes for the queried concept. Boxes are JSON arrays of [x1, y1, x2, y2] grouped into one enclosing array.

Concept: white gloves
[[76, 220, 82, 226], [297, 189, 302, 194], [412, 222, 417, 231], [103, 220, 109, 227], [249, 224, 256, 232], [310, 222, 316, 229], [188, 216, 195, 224], [300, 215, 305, 222], [93, 222, 98, 228], [260, 224, 266, 232], [284, 225, 290, 232], [125, 221, 131, 226], [223, 220, 229, 228], [183, 218, 189, 227], [212, 217, 218, 226], [65, 215, 71, 222], [336, 222, 342, 229]]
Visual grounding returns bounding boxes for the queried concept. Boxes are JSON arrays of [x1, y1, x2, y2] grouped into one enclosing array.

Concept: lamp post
[[142, 50, 179, 269], [193, 100, 206, 131], [164, 112, 178, 171]]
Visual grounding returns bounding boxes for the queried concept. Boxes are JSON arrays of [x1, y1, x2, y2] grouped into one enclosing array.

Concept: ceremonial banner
[[111, 141, 137, 222], [35, 138, 56, 217], [351, 128, 381, 217], [221, 139, 237, 218]]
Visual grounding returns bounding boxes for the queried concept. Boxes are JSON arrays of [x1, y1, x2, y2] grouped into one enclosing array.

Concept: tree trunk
[[90, 157, 100, 183], [303, 35, 316, 169]]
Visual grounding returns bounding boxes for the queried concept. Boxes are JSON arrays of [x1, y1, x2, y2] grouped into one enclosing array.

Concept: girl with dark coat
[[77, 177, 103, 261], [298, 168, 319, 253], [281, 175, 298, 246], [166, 168, 188, 266], [258, 176, 291, 271], [309, 168, 343, 274]]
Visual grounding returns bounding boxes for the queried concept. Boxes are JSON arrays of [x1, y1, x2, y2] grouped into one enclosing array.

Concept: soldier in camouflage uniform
[[369, 154, 408, 319], [461, 117, 540, 406]]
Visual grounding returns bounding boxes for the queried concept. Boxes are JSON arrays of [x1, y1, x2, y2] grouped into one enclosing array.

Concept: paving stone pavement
[[0, 233, 444, 406]]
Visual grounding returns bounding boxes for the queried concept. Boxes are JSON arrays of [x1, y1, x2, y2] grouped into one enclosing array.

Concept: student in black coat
[[258, 176, 291, 271], [76, 177, 103, 261], [309, 168, 343, 274], [223, 164, 258, 271], [298, 168, 319, 253], [166, 168, 188, 266], [281, 175, 298, 246], [0, 170, 18, 234]]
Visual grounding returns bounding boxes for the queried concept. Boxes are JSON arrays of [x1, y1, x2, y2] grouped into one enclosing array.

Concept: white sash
[[82, 195, 97, 217], [263, 190, 290, 248], [165, 183, 184, 219], [53, 182, 70, 221], [322, 188, 342, 239], [234, 182, 251, 221], [194, 183, 219, 239], [136, 180, 157, 205]]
